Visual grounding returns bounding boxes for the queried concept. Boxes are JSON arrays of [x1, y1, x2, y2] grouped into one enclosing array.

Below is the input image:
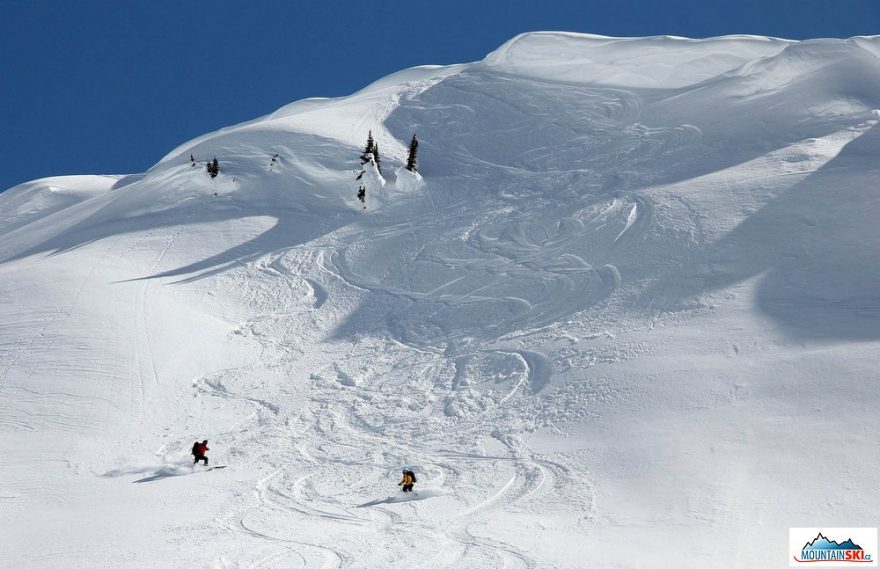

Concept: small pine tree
[[405, 134, 419, 172], [372, 142, 382, 175], [206, 157, 219, 178], [360, 131, 375, 165]]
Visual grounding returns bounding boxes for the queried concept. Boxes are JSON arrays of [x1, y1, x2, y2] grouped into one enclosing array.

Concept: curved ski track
[[185, 184, 641, 567]]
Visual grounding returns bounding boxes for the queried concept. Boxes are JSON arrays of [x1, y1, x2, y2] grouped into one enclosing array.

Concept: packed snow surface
[[2, 32, 880, 568]]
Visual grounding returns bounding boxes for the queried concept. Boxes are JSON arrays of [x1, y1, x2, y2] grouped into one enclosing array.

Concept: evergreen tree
[[206, 157, 219, 178], [360, 131, 375, 165], [405, 134, 419, 172], [372, 142, 382, 174]]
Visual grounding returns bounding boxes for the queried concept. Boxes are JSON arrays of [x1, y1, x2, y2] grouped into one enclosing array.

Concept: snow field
[[1, 31, 880, 568]]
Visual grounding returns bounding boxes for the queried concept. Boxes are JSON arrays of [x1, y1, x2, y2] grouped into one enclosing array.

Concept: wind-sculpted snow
[[688, 124, 880, 340], [480, 32, 793, 88], [2, 32, 880, 569], [0, 175, 120, 237]]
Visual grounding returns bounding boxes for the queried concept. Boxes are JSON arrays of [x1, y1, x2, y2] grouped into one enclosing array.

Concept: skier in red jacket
[[192, 440, 209, 465]]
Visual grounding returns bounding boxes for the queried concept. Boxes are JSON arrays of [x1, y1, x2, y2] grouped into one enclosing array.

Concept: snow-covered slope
[[2, 32, 879, 569]]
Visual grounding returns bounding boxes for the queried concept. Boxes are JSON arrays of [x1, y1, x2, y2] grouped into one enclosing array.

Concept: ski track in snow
[[189, 190, 614, 566]]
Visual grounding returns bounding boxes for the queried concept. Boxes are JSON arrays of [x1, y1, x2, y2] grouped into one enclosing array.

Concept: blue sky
[[2, 0, 878, 191]]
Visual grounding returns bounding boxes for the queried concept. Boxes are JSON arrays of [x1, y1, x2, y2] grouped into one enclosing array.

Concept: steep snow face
[[2, 32, 880, 569]]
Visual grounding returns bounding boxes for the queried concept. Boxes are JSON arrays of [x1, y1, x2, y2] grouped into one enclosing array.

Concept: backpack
[[406, 470, 417, 483], [191, 442, 199, 456]]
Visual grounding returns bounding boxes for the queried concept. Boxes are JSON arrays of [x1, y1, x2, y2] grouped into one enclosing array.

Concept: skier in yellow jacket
[[398, 470, 416, 492]]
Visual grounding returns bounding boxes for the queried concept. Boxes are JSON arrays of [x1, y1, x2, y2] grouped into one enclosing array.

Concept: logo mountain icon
[[803, 533, 864, 551]]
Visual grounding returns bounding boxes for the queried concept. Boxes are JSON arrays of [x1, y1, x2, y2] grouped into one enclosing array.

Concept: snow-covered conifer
[[206, 157, 220, 178], [355, 150, 385, 209], [405, 134, 419, 172], [373, 142, 382, 174], [360, 131, 375, 165]]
